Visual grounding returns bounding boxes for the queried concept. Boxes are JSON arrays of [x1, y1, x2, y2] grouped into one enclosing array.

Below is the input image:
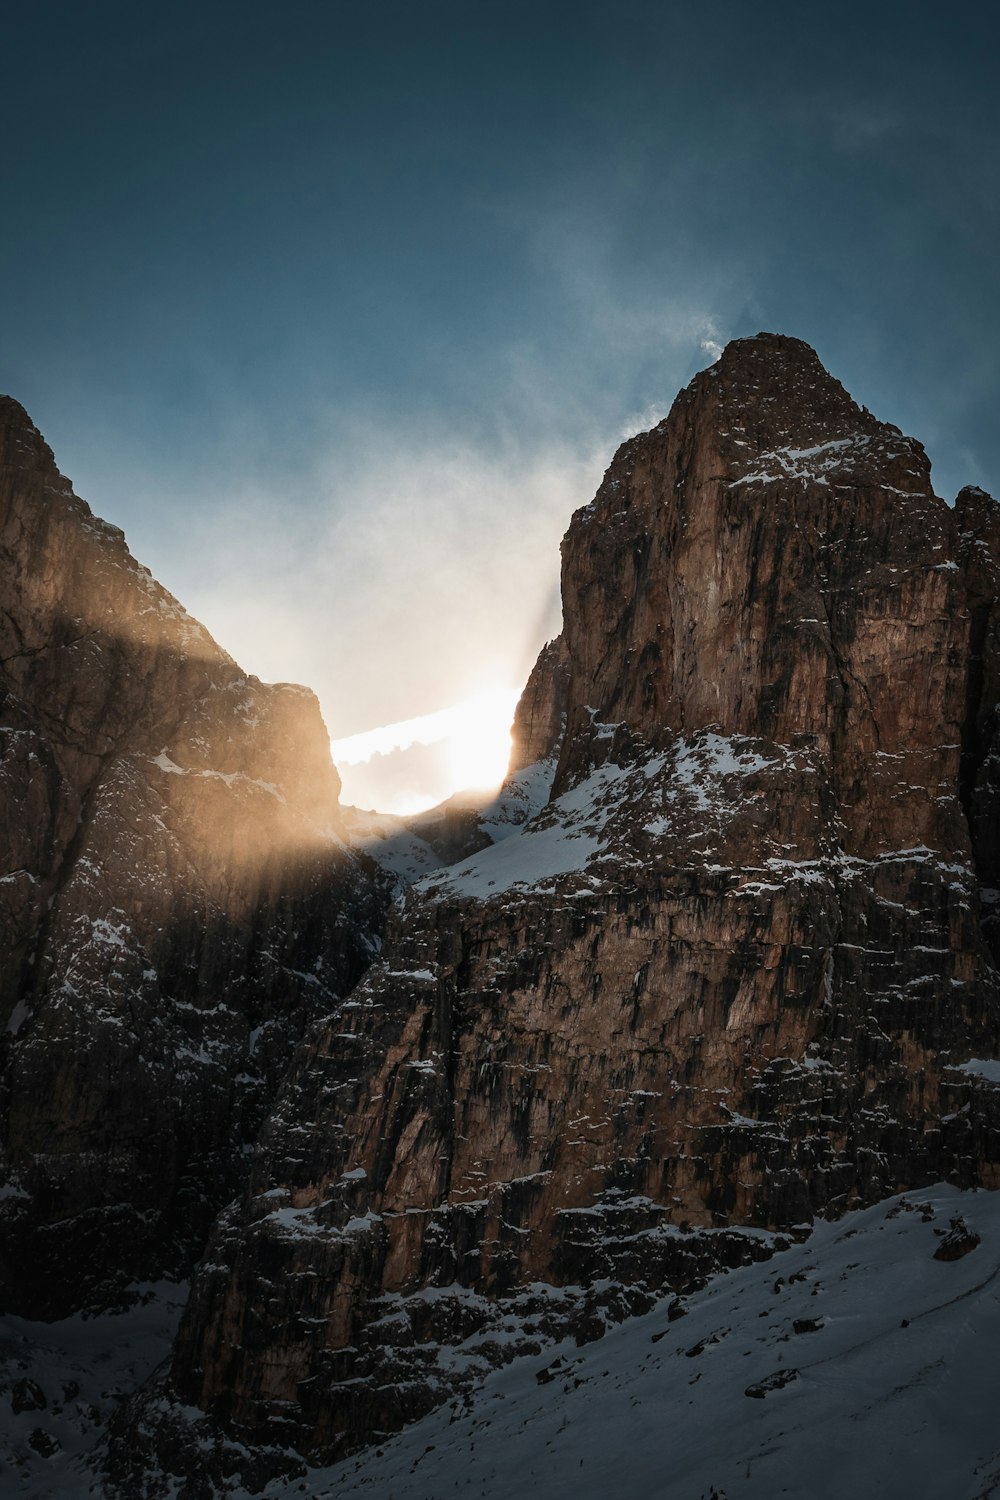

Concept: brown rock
[[508, 634, 570, 774], [116, 337, 1000, 1479], [0, 398, 386, 1315]]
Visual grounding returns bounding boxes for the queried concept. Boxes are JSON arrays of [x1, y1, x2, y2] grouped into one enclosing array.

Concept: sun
[[444, 686, 520, 794], [330, 684, 521, 813]]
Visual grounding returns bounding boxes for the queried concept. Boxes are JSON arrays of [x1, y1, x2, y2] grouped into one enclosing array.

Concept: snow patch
[[949, 1058, 1000, 1084], [310, 1185, 1000, 1500]]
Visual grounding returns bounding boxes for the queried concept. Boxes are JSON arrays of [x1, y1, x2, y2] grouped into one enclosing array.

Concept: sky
[[1, 1, 997, 811]]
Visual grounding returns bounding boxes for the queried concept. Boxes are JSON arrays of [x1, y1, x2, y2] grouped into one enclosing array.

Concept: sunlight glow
[[331, 685, 520, 814], [443, 687, 520, 792]]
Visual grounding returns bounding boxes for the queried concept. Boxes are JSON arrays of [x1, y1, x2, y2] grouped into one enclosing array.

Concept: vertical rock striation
[[0, 398, 386, 1316], [955, 483, 1000, 951], [114, 338, 1000, 1482], [508, 633, 570, 774]]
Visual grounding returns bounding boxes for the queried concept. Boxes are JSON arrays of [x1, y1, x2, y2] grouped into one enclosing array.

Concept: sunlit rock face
[[117, 338, 1000, 1481], [557, 335, 970, 832], [0, 398, 387, 1316], [508, 632, 570, 774]]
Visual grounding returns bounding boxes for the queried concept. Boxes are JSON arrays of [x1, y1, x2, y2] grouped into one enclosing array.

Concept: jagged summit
[[556, 335, 951, 803], [599, 332, 931, 519], [702, 333, 930, 494], [0, 393, 44, 429], [0, 394, 77, 504], [957, 482, 999, 513]]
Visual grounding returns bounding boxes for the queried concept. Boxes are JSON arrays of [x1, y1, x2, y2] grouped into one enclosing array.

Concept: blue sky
[[2, 1, 997, 807]]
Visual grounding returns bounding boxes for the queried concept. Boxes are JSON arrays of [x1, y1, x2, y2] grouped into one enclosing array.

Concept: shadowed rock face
[[508, 634, 570, 773], [116, 337, 1000, 1480], [0, 398, 387, 1316], [955, 483, 1000, 943]]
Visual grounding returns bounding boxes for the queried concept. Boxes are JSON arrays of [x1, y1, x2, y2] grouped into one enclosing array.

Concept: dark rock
[[27, 1427, 60, 1457], [933, 1214, 982, 1261], [535, 1355, 579, 1385], [0, 397, 387, 1315], [10, 1378, 46, 1413], [745, 1367, 799, 1398]]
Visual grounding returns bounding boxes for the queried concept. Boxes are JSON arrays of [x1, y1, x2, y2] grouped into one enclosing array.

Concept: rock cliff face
[[117, 335, 1000, 1484], [955, 483, 1000, 942], [0, 398, 386, 1316], [508, 633, 570, 773]]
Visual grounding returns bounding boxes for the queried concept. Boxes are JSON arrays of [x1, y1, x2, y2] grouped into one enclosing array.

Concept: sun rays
[[331, 685, 520, 814]]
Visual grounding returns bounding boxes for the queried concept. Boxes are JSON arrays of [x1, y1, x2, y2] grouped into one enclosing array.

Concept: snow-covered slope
[[0, 1282, 186, 1496], [287, 1184, 1000, 1500], [475, 759, 558, 841], [345, 759, 557, 888], [341, 806, 448, 885], [9, 1185, 1000, 1497]]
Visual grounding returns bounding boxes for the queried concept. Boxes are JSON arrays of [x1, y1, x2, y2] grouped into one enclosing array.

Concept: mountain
[[242, 1184, 1000, 1500], [0, 398, 387, 1318], [93, 335, 1000, 1492]]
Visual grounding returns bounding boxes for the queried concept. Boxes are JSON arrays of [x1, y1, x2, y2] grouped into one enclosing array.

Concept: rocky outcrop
[[508, 634, 570, 773], [955, 484, 1000, 952], [0, 398, 386, 1316], [113, 338, 1000, 1481]]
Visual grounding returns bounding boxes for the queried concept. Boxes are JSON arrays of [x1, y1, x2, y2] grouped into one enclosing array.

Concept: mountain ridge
[[100, 334, 1000, 1488], [2, 337, 1000, 1495], [0, 394, 387, 1317]]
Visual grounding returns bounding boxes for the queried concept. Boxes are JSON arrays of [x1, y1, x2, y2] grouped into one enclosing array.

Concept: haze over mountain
[[2, 1, 997, 809]]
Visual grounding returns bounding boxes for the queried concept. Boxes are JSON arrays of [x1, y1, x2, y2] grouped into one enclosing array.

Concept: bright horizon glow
[[331, 685, 520, 816]]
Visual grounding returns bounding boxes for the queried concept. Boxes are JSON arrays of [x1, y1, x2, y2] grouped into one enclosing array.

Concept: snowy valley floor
[[3, 1185, 1000, 1498], [0, 1281, 187, 1497]]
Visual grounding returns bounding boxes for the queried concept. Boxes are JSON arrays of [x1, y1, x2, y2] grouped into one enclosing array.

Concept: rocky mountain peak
[[0, 403, 386, 1316], [556, 336, 953, 835], [0, 395, 76, 505], [678, 332, 929, 488], [1, 393, 51, 446], [956, 482, 1000, 543], [114, 339, 1000, 1489], [708, 331, 885, 427]]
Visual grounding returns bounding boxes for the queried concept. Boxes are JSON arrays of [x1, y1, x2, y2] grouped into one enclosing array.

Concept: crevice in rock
[[959, 600, 992, 874]]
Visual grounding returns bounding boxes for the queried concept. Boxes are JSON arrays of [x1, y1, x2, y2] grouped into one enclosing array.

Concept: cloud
[[148, 408, 604, 760], [338, 738, 453, 815], [699, 320, 724, 361]]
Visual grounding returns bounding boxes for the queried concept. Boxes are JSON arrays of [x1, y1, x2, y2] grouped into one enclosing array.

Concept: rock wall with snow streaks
[[145, 337, 1000, 1473], [0, 397, 386, 1316]]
